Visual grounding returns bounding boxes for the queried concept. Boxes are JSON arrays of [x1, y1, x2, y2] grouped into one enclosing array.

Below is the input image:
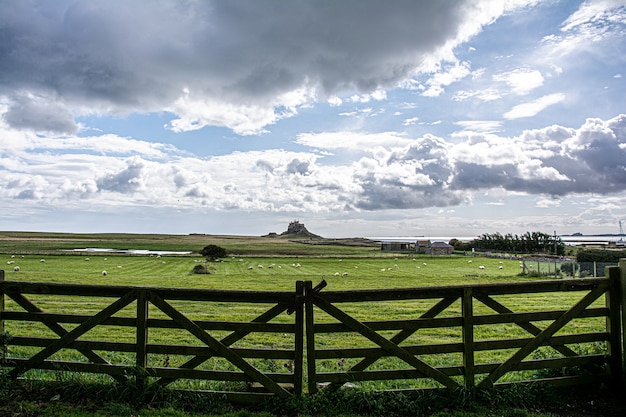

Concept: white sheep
[[479, 265, 485, 269], [499, 266, 503, 269], [40, 259, 45, 262], [423, 263, 427, 266], [468, 260, 472, 264], [334, 272, 340, 276], [248, 266, 254, 270], [7, 261, 14, 265], [342, 272, 349, 276], [13, 266, 20, 272], [102, 270, 107, 276], [258, 264, 263, 268]]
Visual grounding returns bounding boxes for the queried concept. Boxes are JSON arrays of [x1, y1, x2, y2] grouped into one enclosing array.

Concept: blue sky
[[1, 0, 626, 238]]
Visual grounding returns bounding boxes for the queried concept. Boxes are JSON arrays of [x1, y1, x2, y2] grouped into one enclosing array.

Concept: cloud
[[2, 104, 626, 217], [493, 68, 544, 95], [0, 0, 528, 135], [503, 93, 565, 119], [95, 157, 144, 193], [2, 94, 78, 134]]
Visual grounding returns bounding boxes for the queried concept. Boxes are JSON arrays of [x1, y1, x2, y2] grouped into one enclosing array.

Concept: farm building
[[416, 240, 454, 255], [379, 239, 453, 254], [380, 240, 416, 251]]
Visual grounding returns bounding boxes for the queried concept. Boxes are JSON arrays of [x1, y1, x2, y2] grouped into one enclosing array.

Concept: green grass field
[[0, 232, 621, 417]]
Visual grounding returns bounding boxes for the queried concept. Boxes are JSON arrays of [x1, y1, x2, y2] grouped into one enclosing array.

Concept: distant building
[[380, 241, 415, 251], [426, 241, 454, 255], [413, 240, 454, 255], [286, 220, 307, 234]]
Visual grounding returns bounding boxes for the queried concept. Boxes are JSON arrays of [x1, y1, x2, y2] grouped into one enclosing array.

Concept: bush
[[192, 264, 209, 274], [199, 244, 227, 261]]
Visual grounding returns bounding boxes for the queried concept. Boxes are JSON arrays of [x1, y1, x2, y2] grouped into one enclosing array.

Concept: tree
[[200, 244, 227, 261]]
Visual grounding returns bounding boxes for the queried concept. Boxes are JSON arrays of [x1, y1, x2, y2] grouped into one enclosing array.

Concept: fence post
[[619, 258, 626, 369], [0, 270, 4, 337], [136, 288, 149, 390], [462, 287, 475, 388], [304, 281, 317, 394], [606, 266, 623, 389], [293, 281, 304, 396]]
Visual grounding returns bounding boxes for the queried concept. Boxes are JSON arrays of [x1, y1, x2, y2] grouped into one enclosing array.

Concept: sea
[[367, 235, 625, 246]]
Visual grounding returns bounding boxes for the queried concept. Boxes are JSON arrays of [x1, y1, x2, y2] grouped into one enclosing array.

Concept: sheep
[[295, 263, 301, 268], [380, 268, 386, 272], [468, 260, 472, 264], [7, 261, 14, 265], [248, 266, 254, 270], [479, 265, 485, 269], [102, 270, 107, 276], [13, 266, 20, 272], [334, 272, 340, 276], [85, 258, 90, 261], [342, 272, 349, 276], [423, 263, 427, 266], [40, 259, 45, 262], [268, 264, 275, 268], [11, 255, 15, 258], [258, 264, 264, 268], [499, 266, 503, 269]]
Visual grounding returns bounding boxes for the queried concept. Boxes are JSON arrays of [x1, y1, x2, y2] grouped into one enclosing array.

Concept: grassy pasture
[[0, 233, 610, 393]]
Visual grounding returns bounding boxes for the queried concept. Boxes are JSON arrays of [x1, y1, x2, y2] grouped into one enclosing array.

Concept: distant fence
[[519, 258, 619, 278], [1, 263, 625, 402]]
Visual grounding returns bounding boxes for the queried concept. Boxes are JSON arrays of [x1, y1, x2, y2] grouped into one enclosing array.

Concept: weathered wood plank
[[462, 288, 475, 388], [312, 294, 460, 389], [5, 292, 125, 382], [151, 302, 291, 389], [315, 316, 462, 332], [0, 281, 294, 303], [478, 284, 608, 388], [474, 294, 583, 359], [305, 281, 317, 394], [293, 281, 304, 396], [331, 296, 459, 378], [605, 266, 622, 388], [8, 289, 138, 378], [146, 291, 291, 398]]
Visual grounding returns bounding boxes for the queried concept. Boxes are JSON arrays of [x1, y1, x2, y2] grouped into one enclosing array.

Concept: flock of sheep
[[6, 254, 506, 277], [6, 255, 119, 276]]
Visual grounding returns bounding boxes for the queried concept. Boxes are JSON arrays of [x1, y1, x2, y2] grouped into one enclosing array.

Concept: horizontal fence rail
[[1, 265, 624, 401], [0, 273, 304, 402]]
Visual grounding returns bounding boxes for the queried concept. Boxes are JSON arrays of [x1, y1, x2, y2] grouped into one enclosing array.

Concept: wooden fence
[[1, 263, 625, 402]]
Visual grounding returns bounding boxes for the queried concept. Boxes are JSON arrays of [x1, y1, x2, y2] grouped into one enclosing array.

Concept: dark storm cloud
[[2, 96, 78, 134], [0, 0, 480, 131], [446, 115, 626, 198]]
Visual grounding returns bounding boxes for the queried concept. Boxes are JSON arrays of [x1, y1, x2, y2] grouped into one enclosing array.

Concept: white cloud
[[295, 131, 413, 150], [503, 93, 565, 119], [493, 68, 544, 95]]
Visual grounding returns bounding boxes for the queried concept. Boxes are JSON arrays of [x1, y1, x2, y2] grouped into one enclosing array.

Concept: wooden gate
[[0, 274, 303, 402], [304, 268, 623, 393], [1, 267, 624, 400]]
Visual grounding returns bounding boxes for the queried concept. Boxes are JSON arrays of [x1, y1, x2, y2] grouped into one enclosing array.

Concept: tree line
[[451, 231, 565, 256]]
